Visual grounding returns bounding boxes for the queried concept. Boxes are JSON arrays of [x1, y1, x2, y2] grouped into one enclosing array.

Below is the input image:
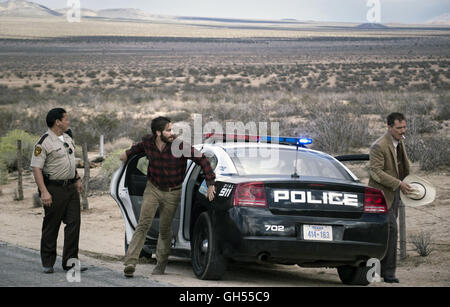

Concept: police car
[[110, 134, 389, 285]]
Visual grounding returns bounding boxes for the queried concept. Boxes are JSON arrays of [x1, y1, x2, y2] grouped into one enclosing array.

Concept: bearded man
[[120, 116, 216, 277]]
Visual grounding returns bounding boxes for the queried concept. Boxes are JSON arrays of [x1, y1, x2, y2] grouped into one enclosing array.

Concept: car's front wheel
[[191, 212, 227, 280]]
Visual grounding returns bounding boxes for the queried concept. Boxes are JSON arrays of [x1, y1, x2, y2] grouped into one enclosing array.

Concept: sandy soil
[[0, 164, 449, 287]]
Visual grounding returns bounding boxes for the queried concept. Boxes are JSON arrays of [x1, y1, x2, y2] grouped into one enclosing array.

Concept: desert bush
[[170, 111, 191, 122], [107, 70, 118, 78], [0, 129, 39, 171], [86, 71, 98, 78], [407, 115, 439, 136], [100, 148, 126, 180], [435, 94, 450, 121], [89, 147, 128, 192], [70, 112, 122, 150], [409, 231, 434, 257], [405, 112, 448, 171], [309, 113, 370, 155], [103, 137, 133, 155], [55, 77, 65, 84], [0, 160, 8, 185], [407, 135, 450, 171]]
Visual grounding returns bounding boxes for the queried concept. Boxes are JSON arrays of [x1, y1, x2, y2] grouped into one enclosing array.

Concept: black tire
[[191, 212, 227, 280], [337, 264, 370, 286]]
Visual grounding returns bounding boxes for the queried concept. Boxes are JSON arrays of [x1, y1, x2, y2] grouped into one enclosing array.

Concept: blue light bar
[[203, 133, 312, 147], [259, 136, 312, 147], [297, 138, 313, 146]]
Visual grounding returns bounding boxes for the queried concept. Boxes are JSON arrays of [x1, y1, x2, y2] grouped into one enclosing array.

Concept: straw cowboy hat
[[400, 175, 436, 207]]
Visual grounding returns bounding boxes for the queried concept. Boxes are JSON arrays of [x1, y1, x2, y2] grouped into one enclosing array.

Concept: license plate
[[303, 225, 333, 241]]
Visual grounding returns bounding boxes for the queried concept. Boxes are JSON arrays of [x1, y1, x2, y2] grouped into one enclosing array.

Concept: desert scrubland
[[0, 16, 449, 286]]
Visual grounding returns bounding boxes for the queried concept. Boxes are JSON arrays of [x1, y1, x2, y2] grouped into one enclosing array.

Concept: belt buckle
[[63, 179, 69, 186]]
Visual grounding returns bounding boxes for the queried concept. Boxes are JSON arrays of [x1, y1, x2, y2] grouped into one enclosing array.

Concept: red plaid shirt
[[126, 134, 216, 188]]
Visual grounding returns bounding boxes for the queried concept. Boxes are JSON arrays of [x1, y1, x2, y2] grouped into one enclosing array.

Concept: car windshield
[[226, 147, 353, 181]]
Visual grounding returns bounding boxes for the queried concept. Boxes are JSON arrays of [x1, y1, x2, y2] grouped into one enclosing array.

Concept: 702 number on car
[[265, 225, 285, 232]]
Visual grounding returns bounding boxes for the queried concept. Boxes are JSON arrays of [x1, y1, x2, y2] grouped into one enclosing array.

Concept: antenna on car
[[291, 138, 312, 179], [291, 142, 300, 179]]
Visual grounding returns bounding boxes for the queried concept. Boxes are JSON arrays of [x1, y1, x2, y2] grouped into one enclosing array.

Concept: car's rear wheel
[[191, 212, 227, 280], [337, 263, 370, 285]]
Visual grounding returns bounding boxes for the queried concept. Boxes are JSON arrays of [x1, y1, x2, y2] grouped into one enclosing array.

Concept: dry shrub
[[411, 135, 450, 171], [103, 137, 133, 155], [409, 231, 434, 257], [308, 110, 370, 155]]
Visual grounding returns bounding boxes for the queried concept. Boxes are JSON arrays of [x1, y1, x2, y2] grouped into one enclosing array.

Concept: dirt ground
[[0, 164, 449, 287]]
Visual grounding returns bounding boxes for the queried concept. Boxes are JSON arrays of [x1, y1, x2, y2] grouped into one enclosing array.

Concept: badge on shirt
[[34, 146, 42, 157]]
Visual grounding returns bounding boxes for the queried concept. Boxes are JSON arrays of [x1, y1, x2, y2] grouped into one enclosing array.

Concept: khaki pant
[[124, 181, 181, 266]]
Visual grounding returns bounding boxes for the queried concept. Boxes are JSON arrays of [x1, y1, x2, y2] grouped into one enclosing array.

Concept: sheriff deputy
[[30, 108, 86, 274]]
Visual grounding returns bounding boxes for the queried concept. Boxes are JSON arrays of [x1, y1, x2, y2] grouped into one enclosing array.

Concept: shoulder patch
[[37, 133, 49, 145], [34, 146, 42, 157]]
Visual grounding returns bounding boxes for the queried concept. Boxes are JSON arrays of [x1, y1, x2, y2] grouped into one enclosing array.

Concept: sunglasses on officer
[[63, 142, 73, 154]]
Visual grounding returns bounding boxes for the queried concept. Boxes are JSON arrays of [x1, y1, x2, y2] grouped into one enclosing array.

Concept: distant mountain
[[0, 1, 174, 21], [426, 13, 450, 25], [54, 7, 98, 18], [0, 0, 61, 17], [176, 16, 303, 24], [96, 8, 166, 21], [356, 23, 389, 29]]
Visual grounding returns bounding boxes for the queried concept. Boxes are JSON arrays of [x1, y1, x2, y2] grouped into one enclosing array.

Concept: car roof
[[203, 141, 332, 158]]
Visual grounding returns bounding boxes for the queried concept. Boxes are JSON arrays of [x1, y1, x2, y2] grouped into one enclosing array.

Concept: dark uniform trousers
[[41, 183, 80, 269]]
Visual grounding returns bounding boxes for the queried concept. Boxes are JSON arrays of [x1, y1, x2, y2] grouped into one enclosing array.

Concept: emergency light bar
[[203, 133, 313, 148]]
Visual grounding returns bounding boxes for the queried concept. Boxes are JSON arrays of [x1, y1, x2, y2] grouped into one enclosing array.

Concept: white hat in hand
[[400, 175, 436, 207]]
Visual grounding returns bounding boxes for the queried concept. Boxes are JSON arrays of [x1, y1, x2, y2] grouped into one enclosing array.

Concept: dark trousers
[[381, 189, 400, 279], [41, 184, 80, 269]]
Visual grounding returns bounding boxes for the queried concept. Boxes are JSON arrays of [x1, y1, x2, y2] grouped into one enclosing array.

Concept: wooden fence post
[[15, 140, 24, 201], [100, 135, 104, 159], [0, 165, 3, 196], [399, 200, 407, 260], [81, 142, 89, 210]]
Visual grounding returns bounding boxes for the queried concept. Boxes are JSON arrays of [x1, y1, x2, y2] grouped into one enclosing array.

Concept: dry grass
[[0, 17, 448, 167], [2, 16, 449, 39]]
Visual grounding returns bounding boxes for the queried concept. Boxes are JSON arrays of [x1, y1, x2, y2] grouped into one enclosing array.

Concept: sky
[[20, 0, 450, 23]]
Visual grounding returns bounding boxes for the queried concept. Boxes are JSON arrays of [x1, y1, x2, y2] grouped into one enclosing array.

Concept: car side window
[[203, 151, 217, 170], [136, 156, 148, 175]]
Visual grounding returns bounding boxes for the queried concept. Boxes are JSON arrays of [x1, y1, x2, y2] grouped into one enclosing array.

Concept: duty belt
[[47, 178, 77, 186], [156, 184, 182, 192]]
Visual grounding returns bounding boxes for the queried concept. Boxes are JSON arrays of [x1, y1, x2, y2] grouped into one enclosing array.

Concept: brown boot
[[152, 261, 167, 275]]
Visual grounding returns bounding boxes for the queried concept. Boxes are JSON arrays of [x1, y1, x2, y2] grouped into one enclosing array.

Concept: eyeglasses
[[64, 142, 73, 155]]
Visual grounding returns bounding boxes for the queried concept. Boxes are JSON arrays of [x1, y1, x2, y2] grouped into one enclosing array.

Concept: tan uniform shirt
[[30, 129, 76, 180]]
